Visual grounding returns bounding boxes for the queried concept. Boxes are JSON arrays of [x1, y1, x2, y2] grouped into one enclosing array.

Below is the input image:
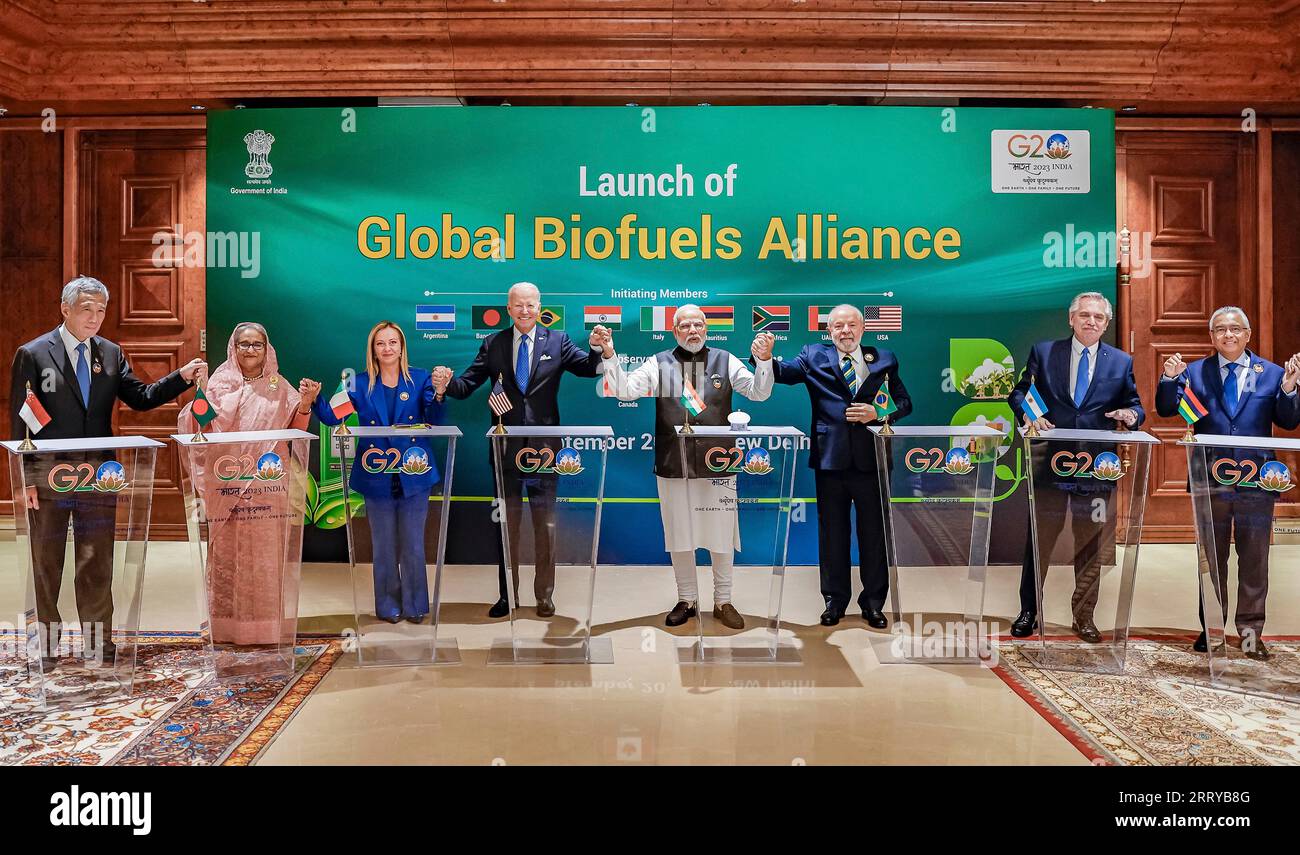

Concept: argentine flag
[[1023, 381, 1049, 421]]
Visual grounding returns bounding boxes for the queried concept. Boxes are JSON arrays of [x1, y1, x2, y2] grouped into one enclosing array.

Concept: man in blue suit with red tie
[[1008, 292, 1144, 642], [771, 304, 912, 628], [1154, 306, 1300, 659]]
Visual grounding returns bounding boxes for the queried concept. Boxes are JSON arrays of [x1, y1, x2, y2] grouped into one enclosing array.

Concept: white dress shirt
[[1219, 352, 1251, 405], [58, 324, 92, 367], [834, 347, 867, 394], [1068, 337, 1099, 400], [511, 325, 537, 373]]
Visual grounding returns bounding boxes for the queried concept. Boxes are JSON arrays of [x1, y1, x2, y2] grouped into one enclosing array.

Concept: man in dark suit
[[9, 276, 206, 665], [433, 282, 603, 618], [770, 304, 912, 628], [1008, 291, 1144, 642], [1154, 306, 1300, 659]]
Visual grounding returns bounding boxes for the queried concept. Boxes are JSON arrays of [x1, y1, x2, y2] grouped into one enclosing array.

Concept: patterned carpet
[[994, 636, 1300, 765], [0, 633, 342, 766]]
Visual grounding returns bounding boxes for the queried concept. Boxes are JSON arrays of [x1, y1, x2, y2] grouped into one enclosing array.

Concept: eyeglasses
[[1211, 326, 1246, 337], [676, 321, 707, 331], [235, 342, 266, 352]]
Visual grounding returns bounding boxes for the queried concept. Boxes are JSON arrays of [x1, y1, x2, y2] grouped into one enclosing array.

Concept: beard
[[677, 338, 705, 354]]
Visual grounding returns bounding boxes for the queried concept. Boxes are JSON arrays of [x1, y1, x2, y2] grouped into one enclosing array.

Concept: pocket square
[[539, 354, 553, 361]]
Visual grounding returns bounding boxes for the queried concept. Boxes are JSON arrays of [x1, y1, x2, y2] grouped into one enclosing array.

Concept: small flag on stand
[[489, 376, 513, 418], [1022, 381, 1049, 422], [190, 386, 218, 429], [680, 378, 707, 417], [1178, 385, 1209, 441], [18, 385, 51, 435], [873, 383, 899, 419], [330, 379, 355, 420]]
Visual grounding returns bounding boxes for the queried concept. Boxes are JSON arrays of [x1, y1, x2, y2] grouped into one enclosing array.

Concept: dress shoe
[[1243, 638, 1270, 661], [39, 656, 58, 672], [713, 603, 744, 630], [1193, 631, 1208, 653], [1009, 611, 1038, 638], [665, 601, 698, 627], [1072, 620, 1102, 644], [535, 597, 556, 618], [819, 608, 843, 627], [487, 598, 510, 619], [405, 614, 427, 625], [863, 608, 888, 629], [98, 640, 117, 662]]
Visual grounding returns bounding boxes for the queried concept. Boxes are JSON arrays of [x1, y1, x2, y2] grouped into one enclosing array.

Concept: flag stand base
[[16, 429, 35, 452], [878, 417, 894, 437], [1182, 427, 1196, 443]]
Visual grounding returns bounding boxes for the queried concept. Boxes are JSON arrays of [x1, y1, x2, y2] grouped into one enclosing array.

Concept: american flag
[[488, 375, 513, 418], [863, 305, 902, 331]]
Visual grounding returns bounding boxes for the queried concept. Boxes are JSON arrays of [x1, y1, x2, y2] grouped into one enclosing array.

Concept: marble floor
[[2, 537, 1296, 765]]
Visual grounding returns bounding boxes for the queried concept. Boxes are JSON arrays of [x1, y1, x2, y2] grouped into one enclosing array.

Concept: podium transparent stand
[[673, 425, 804, 664], [335, 425, 461, 666], [872, 425, 1003, 664], [487, 426, 614, 665], [2, 436, 162, 709], [1019, 427, 1159, 674], [174, 429, 315, 681], [1184, 434, 1300, 701]]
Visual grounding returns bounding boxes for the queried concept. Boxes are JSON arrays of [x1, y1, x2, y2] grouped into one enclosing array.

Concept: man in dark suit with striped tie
[[1154, 306, 1300, 658], [434, 282, 603, 617], [1007, 292, 1144, 642]]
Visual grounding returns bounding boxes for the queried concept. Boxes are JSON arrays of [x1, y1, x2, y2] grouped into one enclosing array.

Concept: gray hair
[[61, 275, 109, 305], [507, 281, 540, 302], [1068, 291, 1112, 321], [232, 321, 269, 342], [1209, 306, 1251, 331], [674, 304, 706, 328], [828, 304, 864, 323]]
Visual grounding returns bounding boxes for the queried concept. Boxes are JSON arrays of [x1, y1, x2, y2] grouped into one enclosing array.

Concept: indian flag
[[702, 306, 734, 331], [641, 305, 677, 332], [330, 379, 356, 420], [584, 306, 622, 330], [681, 377, 707, 416], [1178, 385, 1209, 425], [18, 388, 51, 434], [873, 381, 899, 418], [808, 306, 833, 332]]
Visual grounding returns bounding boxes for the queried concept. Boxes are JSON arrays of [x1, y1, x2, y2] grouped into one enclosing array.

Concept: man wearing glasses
[[1155, 306, 1300, 659]]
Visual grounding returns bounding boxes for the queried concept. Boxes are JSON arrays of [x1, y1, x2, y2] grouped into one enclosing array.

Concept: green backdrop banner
[[206, 106, 1116, 565]]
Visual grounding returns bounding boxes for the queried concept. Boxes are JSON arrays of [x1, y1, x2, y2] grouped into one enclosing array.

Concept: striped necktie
[[841, 355, 858, 395]]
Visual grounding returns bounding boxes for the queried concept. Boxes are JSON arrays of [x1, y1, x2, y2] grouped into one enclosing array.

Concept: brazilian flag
[[539, 306, 565, 329], [873, 381, 899, 418]]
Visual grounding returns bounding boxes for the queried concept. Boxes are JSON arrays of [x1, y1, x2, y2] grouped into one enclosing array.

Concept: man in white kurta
[[591, 306, 775, 628]]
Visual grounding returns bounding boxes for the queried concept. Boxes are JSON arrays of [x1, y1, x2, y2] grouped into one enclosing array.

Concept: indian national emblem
[[244, 129, 275, 179]]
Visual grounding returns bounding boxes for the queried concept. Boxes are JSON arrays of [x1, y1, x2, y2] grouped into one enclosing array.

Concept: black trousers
[[29, 488, 118, 645], [1019, 486, 1116, 621], [1199, 491, 1274, 637], [814, 467, 888, 613], [490, 460, 558, 602]]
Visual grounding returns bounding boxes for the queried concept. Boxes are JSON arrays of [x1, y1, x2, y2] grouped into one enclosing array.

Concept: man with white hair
[[596, 305, 775, 629], [770, 304, 912, 628], [1155, 306, 1300, 659], [9, 276, 207, 666], [1007, 290, 1144, 643]]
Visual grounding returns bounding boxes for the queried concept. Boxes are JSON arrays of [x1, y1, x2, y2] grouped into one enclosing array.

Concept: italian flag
[[680, 378, 707, 416], [641, 305, 677, 332], [18, 388, 51, 434], [330, 380, 356, 420]]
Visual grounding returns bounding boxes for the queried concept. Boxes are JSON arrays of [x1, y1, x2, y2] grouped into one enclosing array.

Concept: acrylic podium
[[673, 424, 804, 664], [1018, 427, 1160, 674], [1184, 433, 1300, 702], [2, 435, 163, 709], [174, 428, 315, 681], [871, 424, 1003, 664], [334, 425, 461, 666], [487, 425, 614, 665]]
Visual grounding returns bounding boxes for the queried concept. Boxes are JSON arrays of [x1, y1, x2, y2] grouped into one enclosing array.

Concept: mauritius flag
[[681, 377, 707, 416], [873, 381, 899, 419], [329, 379, 355, 420], [702, 306, 734, 332], [1178, 385, 1209, 426], [190, 386, 218, 429]]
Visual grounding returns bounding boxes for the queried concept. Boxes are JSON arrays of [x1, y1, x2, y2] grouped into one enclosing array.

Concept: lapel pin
[[399, 391, 410, 401], [268, 375, 279, 390], [865, 353, 875, 364], [92, 362, 102, 374], [1253, 363, 1264, 374]]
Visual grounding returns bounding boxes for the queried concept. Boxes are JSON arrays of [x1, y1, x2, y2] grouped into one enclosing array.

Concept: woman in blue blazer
[[314, 322, 446, 624]]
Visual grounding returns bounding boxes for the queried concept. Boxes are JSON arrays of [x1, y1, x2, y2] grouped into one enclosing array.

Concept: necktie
[[75, 342, 91, 407], [515, 334, 531, 394], [1224, 362, 1239, 417], [841, 355, 858, 395], [1073, 347, 1090, 408]]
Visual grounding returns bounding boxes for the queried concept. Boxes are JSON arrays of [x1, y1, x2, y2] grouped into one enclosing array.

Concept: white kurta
[[602, 351, 774, 553]]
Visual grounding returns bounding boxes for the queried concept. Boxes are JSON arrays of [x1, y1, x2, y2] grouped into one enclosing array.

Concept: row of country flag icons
[[415, 304, 903, 333]]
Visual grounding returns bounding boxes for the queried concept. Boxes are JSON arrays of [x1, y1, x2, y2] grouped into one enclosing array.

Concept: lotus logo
[[1044, 133, 1071, 159], [1257, 461, 1294, 493], [254, 452, 285, 481], [740, 448, 774, 476], [92, 461, 128, 493], [552, 448, 585, 476], [1090, 451, 1123, 481], [400, 448, 431, 476], [943, 448, 973, 475]]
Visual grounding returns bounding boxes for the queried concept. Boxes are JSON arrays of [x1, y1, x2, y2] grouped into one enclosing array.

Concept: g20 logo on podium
[[48, 460, 129, 494], [215, 451, 285, 482], [1050, 450, 1124, 481], [361, 446, 431, 476], [1212, 458, 1295, 493], [515, 447, 584, 475], [705, 446, 774, 476], [904, 446, 973, 476]]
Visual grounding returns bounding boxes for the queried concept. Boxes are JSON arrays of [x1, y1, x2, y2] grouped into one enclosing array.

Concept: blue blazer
[[1009, 338, 1145, 430], [445, 326, 601, 427], [770, 343, 912, 472], [313, 367, 446, 499], [1155, 352, 1299, 480]]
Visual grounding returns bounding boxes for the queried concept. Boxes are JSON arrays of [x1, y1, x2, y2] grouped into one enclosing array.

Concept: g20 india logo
[[1051, 450, 1123, 481], [1006, 132, 1071, 160], [48, 461, 129, 494], [515, 447, 584, 476], [215, 452, 285, 482], [705, 446, 774, 476], [1212, 458, 1294, 493], [361, 446, 431, 476], [904, 446, 973, 476]]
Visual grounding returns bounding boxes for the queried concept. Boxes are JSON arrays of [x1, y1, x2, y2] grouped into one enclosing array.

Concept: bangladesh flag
[[472, 306, 510, 330], [873, 381, 899, 419], [191, 386, 218, 428]]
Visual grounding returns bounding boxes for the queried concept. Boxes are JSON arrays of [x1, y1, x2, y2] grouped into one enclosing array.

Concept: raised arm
[[445, 337, 494, 400]]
